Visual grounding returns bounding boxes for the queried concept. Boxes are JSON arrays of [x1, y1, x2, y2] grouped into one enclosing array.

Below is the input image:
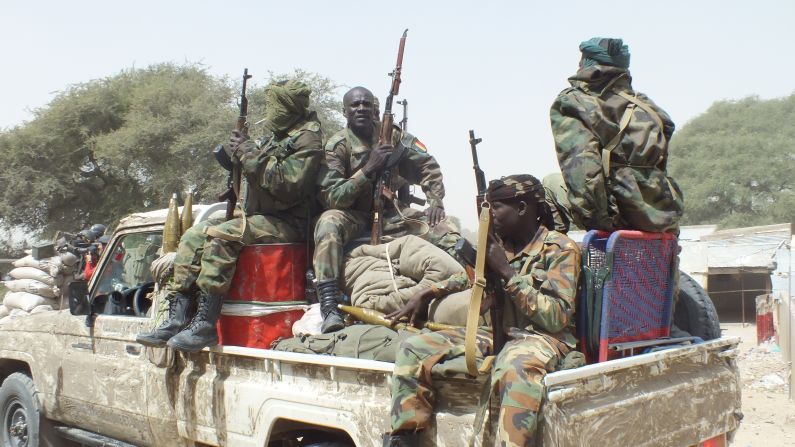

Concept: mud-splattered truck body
[[0, 206, 742, 446]]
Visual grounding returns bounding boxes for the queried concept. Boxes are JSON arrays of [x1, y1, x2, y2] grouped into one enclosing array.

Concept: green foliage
[[0, 64, 343, 236], [668, 95, 795, 228]]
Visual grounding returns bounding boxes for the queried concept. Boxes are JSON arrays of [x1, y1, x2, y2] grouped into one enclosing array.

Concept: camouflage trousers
[[312, 207, 461, 283], [542, 173, 575, 234], [171, 214, 302, 296], [390, 328, 568, 446]]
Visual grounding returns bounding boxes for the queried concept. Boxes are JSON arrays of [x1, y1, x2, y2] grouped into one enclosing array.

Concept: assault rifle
[[394, 98, 426, 208], [454, 130, 506, 352], [214, 68, 253, 221], [371, 30, 408, 245], [397, 99, 408, 131]]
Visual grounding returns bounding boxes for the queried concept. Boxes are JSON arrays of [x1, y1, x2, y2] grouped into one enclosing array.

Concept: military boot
[[136, 292, 195, 347], [384, 432, 419, 447], [317, 279, 345, 333], [167, 291, 223, 353]]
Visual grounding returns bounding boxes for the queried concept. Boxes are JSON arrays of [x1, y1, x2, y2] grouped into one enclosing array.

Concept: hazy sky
[[2, 1, 793, 228]]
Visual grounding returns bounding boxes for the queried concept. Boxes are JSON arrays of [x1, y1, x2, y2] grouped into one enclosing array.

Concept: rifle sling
[[465, 204, 494, 376]]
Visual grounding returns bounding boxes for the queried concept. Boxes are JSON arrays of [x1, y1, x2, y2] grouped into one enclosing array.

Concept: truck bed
[[191, 337, 741, 446]]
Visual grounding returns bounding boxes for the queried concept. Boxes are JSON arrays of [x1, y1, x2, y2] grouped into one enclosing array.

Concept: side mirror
[[68, 281, 90, 316]]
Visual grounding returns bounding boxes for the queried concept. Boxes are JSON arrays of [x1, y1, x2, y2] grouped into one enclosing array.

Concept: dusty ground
[[723, 323, 795, 446]]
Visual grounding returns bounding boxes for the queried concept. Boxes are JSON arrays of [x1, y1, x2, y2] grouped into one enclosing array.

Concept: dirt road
[[723, 323, 794, 446]]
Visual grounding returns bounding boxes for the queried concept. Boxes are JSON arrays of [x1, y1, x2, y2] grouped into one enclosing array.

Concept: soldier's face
[[343, 90, 375, 131], [491, 199, 537, 238]]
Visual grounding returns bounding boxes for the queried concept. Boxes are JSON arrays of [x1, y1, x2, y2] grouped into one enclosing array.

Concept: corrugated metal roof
[[703, 224, 790, 270], [568, 223, 791, 271]]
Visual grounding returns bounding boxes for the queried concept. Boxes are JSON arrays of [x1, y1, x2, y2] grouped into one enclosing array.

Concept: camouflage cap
[[485, 174, 545, 203]]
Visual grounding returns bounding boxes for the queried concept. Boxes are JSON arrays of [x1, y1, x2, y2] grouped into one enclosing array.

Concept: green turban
[[262, 80, 312, 134], [579, 37, 630, 69], [485, 174, 545, 203]]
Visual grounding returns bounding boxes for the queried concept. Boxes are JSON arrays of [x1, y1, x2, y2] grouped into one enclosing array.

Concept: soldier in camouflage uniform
[[550, 37, 683, 233], [314, 86, 460, 333], [387, 175, 582, 447], [137, 80, 323, 352]]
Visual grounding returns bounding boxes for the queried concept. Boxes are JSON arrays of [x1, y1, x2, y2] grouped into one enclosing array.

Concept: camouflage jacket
[[237, 115, 323, 221], [550, 64, 684, 233], [501, 226, 580, 348], [317, 125, 445, 213]]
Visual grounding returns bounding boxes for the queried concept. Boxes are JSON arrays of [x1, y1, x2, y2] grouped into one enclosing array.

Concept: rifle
[[394, 98, 426, 207], [397, 99, 408, 131], [371, 29, 408, 245], [465, 130, 506, 353], [339, 305, 460, 333], [214, 68, 253, 221]]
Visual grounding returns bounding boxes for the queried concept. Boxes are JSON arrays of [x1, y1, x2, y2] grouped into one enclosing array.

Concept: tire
[[674, 271, 721, 341], [0, 372, 45, 447]]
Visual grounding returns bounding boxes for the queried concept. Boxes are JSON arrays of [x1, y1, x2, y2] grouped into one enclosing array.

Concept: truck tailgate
[[539, 338, 742, 447]]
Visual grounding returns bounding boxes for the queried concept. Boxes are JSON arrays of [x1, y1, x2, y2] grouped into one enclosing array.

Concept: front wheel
[[0, 373, 44, 447]]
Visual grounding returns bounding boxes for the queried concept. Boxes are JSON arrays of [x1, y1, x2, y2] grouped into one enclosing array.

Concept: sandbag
[[8, 267, 59, 286], [30, 305, 54, 314], [2, 279, 60, 298], [0, 305, 9, 318], [9, 308, 29, 319], [3, 291, 58, 312], [12, 254, 75, 276]]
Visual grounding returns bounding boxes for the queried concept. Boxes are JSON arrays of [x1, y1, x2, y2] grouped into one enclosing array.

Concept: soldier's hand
[[362, 144, 393, 178], [425, 205, 445, 227], [485, 232, 514, 283], [386, 288, 433, 327]]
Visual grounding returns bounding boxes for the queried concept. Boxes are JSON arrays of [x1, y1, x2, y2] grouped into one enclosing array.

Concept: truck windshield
[[94, 232, 163, 297]]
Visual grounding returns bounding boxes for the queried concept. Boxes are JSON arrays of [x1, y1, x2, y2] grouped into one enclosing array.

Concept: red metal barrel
[[217, 243, 307, 349]]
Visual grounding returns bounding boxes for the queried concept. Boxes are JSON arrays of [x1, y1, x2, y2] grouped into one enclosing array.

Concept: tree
[[668, 94, 795, 228], [0, 64, 343, 236]]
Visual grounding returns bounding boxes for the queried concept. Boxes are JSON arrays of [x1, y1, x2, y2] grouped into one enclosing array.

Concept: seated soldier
[[136, 80, 323, 352], [386, 174, 582, 447], [314, 86, 461, 334], [549, 37, 683, 234]]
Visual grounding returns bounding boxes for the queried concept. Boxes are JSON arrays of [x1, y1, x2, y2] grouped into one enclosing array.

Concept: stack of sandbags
[[1, 252, 79, 323]]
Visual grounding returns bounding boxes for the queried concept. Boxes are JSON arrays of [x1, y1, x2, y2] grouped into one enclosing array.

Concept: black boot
[[136, 292, 195, 347], [167, 292, 223, 353], [318, 279, 345, 333], [385, 432, 418, 447]]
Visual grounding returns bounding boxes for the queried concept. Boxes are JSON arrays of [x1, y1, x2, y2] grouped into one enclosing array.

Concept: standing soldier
[[550, 37, 683, 233], [136, 79, 323, 352], [314, 86, 459, 334], [387, 175, 582, 447]]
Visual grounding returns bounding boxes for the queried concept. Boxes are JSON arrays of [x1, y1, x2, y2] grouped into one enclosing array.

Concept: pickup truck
[[0, 204, 743, 447]]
